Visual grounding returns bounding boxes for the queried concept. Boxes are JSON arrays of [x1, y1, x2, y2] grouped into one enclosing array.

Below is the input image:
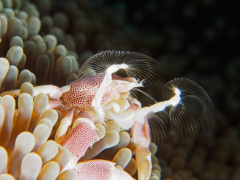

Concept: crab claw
[[60, 119, 99, 169], [73, 160, 134, 180]]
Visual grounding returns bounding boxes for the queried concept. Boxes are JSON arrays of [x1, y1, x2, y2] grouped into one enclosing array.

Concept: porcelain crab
[[1, 50, 214, 180]]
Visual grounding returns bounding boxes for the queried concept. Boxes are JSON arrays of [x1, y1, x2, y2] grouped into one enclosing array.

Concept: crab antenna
[[92, 63, 129, 123], [134, 87, 181, 124], [132, 88, 158, 103]]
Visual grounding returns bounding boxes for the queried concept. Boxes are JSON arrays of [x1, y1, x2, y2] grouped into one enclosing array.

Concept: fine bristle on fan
[[161, 78, 214, 145], [78, 50, 162, 85]]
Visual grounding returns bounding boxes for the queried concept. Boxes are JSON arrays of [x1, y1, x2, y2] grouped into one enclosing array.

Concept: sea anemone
[[0, 88, 77, 179]]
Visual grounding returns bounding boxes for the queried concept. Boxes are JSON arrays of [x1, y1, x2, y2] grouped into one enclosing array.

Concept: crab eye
[[78, 50, 161, 85], [160, 78, 214, 145]]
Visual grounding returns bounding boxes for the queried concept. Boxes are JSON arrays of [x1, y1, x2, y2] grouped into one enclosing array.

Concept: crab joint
[[134, 87, 181, 124]]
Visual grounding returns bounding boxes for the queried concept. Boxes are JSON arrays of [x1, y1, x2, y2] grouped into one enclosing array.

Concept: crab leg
[[131, 119, 151, 180], [134, 87, 181, 124], [130, 88, 181, 180]]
